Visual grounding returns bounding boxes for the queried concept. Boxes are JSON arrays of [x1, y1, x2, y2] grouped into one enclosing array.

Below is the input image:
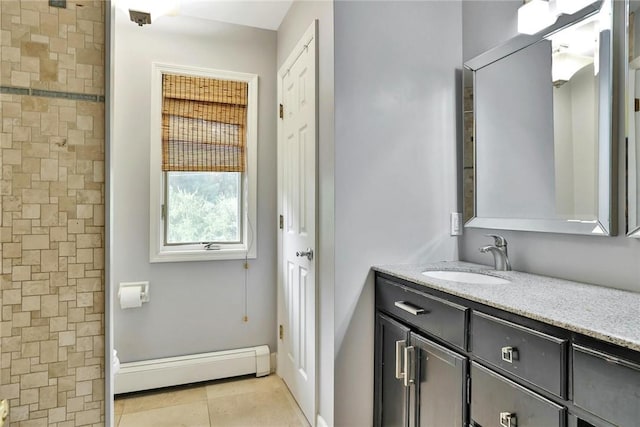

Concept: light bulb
[[518, 0, 559, 35], [550, 0, 594, 16]]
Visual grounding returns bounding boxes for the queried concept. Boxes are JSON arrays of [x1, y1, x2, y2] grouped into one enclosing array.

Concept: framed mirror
[[627, 0, 640, 237], [463, 0, 614, 235]]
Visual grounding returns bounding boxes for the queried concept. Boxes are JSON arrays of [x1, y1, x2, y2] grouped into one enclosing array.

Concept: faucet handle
[[484, 234, 507, 247]]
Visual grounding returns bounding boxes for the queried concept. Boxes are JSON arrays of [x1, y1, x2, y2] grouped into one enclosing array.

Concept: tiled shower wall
[[0, 1, 106, 425]]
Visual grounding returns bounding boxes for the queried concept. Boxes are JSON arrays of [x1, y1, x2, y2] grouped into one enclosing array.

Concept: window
[[149, 64, 257, 262]]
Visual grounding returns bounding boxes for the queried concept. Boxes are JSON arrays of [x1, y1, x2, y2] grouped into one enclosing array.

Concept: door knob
[[296, 248, 314, 261]]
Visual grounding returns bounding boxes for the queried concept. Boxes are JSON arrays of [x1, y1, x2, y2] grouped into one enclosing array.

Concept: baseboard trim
[[115, 345, 270, 394]]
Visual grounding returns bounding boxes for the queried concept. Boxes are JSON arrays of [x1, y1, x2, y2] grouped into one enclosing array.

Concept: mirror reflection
[[627, 0, 640, 236], [464, 1, 613, 235]]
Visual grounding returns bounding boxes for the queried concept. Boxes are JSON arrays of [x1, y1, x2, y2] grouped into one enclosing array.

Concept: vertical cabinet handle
[[395, 340, 406, 380], [403, 346, 415, 387], [501, 346, 518, 363], [500, 412, 517, 427]]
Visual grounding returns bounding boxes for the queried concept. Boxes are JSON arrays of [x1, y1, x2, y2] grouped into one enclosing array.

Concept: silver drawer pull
[[394, 301, 426, 316], [395, 340, 406, 380], [500, 412, 517, 427], [501, 346, 518, 363]]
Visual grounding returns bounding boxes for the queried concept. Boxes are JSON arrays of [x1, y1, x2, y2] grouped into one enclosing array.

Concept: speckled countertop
[[373, 261, 640, 352]]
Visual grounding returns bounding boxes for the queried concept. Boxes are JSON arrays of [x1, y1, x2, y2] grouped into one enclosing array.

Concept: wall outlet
[[450, 212, 462, 236]]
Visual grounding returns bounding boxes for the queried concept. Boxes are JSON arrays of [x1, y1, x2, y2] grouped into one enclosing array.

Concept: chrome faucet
[[480, 234, 511, 271]]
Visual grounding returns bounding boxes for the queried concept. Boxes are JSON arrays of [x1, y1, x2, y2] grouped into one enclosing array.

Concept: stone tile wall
[[463, 86, 474, 223], [0, 1, 105, 426]]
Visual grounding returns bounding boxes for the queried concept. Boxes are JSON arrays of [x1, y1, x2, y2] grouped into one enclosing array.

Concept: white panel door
[[277, 22, 316, 426]]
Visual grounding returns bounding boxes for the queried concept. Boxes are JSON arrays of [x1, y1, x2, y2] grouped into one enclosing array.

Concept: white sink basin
[[421, 270, 510, 285]]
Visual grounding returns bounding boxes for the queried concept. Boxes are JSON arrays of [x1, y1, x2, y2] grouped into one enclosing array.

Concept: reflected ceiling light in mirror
[[552, 51, 593, 85], [549, 0, 595, 16], [546, 12, 600, 83], [517, 0, 559, 35], [117, 0, 180, 25]]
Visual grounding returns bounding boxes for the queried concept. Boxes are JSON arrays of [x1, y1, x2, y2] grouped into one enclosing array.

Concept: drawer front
[[573, 345, 640, 427], [471, 362, 565, 427], [470, 311, 567, 398], [376, 277, 467, 350]]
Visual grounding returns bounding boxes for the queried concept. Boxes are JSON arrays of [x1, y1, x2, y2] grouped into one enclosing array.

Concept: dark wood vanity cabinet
[[374, 314, 410, 427], [374, 273, 640, 427], [572, 345, 640, 426], [470, 362, 565, 427], [410, 334, 467, 427], [374, 280, 467, 427], [470, 311, 568, 399], [376, 277, 467, 349]]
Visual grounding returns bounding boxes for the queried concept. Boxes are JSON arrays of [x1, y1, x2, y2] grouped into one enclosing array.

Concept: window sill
[[150, 247, 256, 263]]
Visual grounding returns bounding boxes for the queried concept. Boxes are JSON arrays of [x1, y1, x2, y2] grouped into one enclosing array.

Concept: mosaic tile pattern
[[463, 86, 474, 222], [0, 1, 105, 425], [0, 0, 105, 95]]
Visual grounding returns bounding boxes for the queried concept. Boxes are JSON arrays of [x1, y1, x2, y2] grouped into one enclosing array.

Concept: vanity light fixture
[[518, 0, 600, 35], [517, 0, 559, 35]]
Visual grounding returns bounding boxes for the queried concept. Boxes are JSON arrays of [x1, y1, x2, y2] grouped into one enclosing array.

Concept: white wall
[[461, 1, 640, 294], [112, 11, 278, 362], [334, 1, 462, 424], [277, 2, 335, 424]]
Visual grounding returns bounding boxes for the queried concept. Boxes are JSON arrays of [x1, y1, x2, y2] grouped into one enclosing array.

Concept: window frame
[[149, 63, 258, 262]]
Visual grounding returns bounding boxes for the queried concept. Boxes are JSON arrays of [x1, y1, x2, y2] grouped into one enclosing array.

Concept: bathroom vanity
[[373, 262, 640, 427]]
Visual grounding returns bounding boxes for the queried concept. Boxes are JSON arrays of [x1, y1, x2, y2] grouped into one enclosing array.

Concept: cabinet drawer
[[470, 311, 567, 398], [471, 362, 565, 427], [376, 277, 467, 350], [573, 345, 640, 427]]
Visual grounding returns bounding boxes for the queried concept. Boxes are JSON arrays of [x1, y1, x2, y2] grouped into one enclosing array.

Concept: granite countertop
[[373, 261, 640, 352]]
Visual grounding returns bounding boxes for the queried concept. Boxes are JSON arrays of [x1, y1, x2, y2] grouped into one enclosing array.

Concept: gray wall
[[461, 1, 640, 294], [112, 12, 278, 362], [553, 65, 598, 218], [277, 2, 335, 424], [475, 40, 556, 219], [334, 2, 462, 424]]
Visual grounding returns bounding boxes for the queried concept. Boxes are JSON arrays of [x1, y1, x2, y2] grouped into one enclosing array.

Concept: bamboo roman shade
[[162, 74, 248, 172]]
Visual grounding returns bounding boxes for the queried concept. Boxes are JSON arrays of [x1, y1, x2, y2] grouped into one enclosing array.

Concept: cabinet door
[[409, 333, 467, 427], [375, 313, 411, 427]]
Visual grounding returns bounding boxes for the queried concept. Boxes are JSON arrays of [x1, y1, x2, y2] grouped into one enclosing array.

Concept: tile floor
[[114, 374, 310, 427]]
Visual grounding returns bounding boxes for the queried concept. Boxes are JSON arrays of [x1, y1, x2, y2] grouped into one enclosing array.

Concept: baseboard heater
[[114, 345, 270, 394]]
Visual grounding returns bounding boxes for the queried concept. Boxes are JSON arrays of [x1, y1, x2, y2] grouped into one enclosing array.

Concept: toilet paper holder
[[118, 281, 150, 303]]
